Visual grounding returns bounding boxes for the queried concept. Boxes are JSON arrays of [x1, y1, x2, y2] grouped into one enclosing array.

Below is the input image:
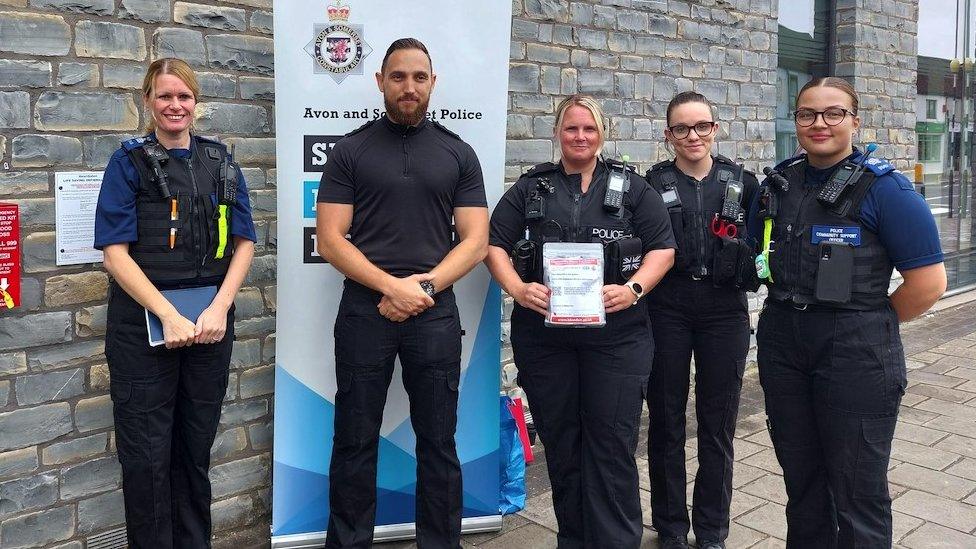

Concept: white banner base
[[270, 515, 504, 548]]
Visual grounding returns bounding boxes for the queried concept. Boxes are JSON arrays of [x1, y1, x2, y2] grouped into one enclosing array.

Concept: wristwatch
[[420, 280, 436, 298], [624, 280, 644, 304]]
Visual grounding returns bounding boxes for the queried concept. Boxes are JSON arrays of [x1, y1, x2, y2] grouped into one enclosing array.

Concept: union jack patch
[[622, 255, 642, 272]]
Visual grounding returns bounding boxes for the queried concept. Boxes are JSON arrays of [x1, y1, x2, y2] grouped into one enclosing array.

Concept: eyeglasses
[[667, 121, 716, 139], [793, 107, 855, 127]]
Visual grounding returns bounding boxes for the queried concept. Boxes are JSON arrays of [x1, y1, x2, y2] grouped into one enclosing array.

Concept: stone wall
[[0, 1, 276, 547], [834, 0, 918, 170]]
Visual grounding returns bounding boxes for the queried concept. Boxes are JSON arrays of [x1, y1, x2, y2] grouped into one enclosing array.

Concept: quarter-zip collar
[[382, 115, 428, 136]]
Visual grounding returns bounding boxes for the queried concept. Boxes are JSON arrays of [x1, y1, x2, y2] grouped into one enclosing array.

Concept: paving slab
[[893, 421, 951, 446], [900, 521, 976, 548], [887, 463, 976, 499], [891, 438, 961, 471], [891, 489, 976, 533]]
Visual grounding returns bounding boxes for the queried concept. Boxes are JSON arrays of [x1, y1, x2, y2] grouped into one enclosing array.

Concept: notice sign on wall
[[55, 171, 104, 266], [0, 203, 20, 310]]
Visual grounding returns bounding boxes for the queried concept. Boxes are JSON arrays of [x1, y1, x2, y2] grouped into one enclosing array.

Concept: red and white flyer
[[542, 242, 605, 328]]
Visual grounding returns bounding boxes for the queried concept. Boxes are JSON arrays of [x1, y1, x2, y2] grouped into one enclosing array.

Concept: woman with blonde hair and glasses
[[95, 57, 256, 548], [487, 94, 675, 548]]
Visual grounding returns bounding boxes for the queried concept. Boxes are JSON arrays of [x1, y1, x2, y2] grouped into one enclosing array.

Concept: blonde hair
[[554, 94, 606, 155], [142, 58, 200, 132]]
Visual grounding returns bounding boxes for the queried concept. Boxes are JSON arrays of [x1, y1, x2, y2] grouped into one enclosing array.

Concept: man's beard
[[385, 94, 428, 126]]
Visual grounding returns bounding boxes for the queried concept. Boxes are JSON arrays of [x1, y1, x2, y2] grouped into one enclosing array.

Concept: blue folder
[[145, 285, 219, 346]]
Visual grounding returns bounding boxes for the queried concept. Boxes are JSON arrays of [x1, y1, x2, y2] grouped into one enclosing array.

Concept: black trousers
[[105, 283, 233, 549], [645, 277, 749, 543], [326, 281, 462, 549], [511, 303, 652, 549], [757, 300, 906, 549]]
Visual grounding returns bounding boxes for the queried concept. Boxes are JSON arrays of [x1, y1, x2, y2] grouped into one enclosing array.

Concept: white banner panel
[[271, 1, 511, 545]]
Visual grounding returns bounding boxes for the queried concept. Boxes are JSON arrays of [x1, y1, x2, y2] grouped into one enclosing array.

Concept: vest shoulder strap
[[525, 162, 558, 177]]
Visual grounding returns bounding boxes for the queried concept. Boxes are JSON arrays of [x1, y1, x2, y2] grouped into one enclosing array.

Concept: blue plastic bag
[[499, 396, 526, 514]]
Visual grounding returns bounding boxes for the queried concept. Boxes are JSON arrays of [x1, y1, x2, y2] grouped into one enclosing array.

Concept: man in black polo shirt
[[315, 37, 489, 549]]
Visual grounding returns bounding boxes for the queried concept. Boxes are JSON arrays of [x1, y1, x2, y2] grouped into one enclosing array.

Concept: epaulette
[[646, 159, 675, 173], [773, 153, 806, 171], [344, 119, 377, 138], [525, 162, 558, 177], [714, 154, 737, 166], [861, 156, 894, 176], [431, 120, 462, 140], [194, 135, 228, 162], [604, 157, 637, 174], [121, 136, 149, 152]]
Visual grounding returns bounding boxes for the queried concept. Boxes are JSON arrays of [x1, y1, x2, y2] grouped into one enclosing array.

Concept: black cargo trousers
[[325, 280, 463, 549], [106, 282, 234, 549]]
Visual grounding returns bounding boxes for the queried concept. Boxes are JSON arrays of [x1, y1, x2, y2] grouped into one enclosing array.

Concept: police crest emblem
[[304, 0, 373, 83]]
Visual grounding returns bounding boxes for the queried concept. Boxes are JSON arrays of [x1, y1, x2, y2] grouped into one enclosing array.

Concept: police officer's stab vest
[[767, 158, 893, 310], [646, 156, 753, 277], [123, 136, 234, 283]]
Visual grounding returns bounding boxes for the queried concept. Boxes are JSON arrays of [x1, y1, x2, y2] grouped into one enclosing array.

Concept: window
[[918, 133, 942, 163], [926, 99, 937, 120]]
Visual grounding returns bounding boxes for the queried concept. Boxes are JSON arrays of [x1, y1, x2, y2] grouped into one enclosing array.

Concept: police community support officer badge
[[304, 0, 373, 84]]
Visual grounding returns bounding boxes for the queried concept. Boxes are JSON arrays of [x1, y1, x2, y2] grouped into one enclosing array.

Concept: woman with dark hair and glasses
[[643, 91, 759, 549], [749, 76, 945, 547]]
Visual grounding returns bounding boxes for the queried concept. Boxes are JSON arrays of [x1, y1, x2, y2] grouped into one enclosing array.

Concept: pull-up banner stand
[[271, 1, 511, 546]]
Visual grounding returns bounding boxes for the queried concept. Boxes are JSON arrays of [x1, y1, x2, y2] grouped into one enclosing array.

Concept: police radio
[[817, 143, 877, 208], [218, 144, 239, 206], [143, 142, 173, 199], [718, 166, 746, 223], [604, 155, 630, 213]]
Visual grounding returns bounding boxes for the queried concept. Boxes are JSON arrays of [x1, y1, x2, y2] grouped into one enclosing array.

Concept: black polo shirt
[[318, 116, 487, 276]]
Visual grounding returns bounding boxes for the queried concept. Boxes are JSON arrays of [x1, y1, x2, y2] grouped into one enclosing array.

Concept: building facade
[[0, 0, 958, 547]]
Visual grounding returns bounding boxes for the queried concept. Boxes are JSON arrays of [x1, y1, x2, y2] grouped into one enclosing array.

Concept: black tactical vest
[[766, 159, 893, 310], [646, 156, 755, 279], [124, 136, 233, 284]]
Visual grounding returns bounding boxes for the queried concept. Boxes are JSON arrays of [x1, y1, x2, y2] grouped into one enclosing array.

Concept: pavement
[[384, 298, 976, 548]]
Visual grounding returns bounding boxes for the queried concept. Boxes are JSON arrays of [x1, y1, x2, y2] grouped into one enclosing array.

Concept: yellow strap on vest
[[758, 217, 773, 282], [215, 204, 229, 259]]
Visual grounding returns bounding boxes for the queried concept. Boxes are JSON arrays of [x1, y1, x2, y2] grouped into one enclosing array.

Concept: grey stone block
[[250, 10, 272, 34], [75, 20, 147, 61], [0, 381, 7, 407], [211, 491, 263, 532], [262, 333, 274, 362], [239, 167, 266, 189], [27, 340, 104, 371], [233, 287, 264, 320], [102, 63, 145, 89], [243, 253, 275, 285], [210, 454, 269, 498], [197, 72, 237, 98], [576, 28, 607, 49], [508, 63, 539, 93], [15, 369, 85, 406], [12, 135, 82, 168], [240, 76, 274, 100], [83, 133, 136, 169], [89, 363, 108, 391], [195, 102, 270, 134], [9, 197, 54, 227], [0, 311, 71, 350], [590, 52, 619, 69], [0, 505, 74, 548], [235, 316, 274, 338], [230, 339, 261, 370], [74, 395, 113, 433], [540, 65, 560, 95], [578, 69, 614, 95], [0, 12, 70, 56], [561, 68, 577, 95], [239, 365, 273, 399], [211, 427, 246, 460], [32, 0, 113, 12], [75, 305, 108, 337], [42, 433, 108, 465], [119, 0, 171, 23], [617, 11, 647, 32], [524, 0, 568, 22], [35, 91, 139, 131], [207, 34, 274, 75], [248, 421, 272, 451], [0, 59, 52, 88], [57, 62, 98, 87], [174, 2, 246, 31], [0, 92, 29, 128], [44, 271, 108, 306], [511, 19, 538, 40], [219, 399, 268, 427], [506, 139, 552, 164], [532, 116, 555, 138], [527, 43, 570, 64], [0, 447, 38, 479], [0, 352, 27, 375], [77, 488, 124, 534], [60, 455, 120, 500], [0, 403, 72, 451], [648, 14, 677, 37], [0, 472, 58, 519], [153, 27, 206, 66], [221, 137, 275, 164], [512, 94, 553, 113]]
